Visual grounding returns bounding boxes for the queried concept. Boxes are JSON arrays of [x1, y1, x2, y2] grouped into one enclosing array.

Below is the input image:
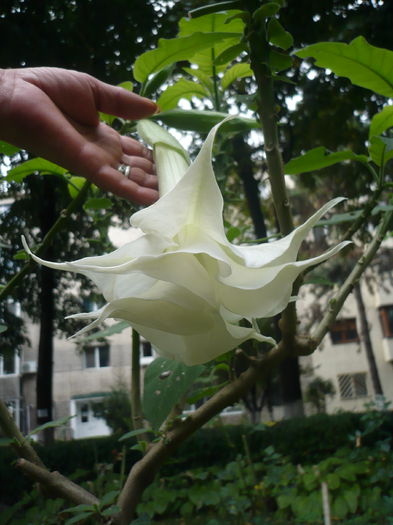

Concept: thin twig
[[311, 210, 393, 345]]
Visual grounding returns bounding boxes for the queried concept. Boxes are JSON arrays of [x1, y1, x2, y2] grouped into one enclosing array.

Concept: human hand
[[0, 67, 159, 205]]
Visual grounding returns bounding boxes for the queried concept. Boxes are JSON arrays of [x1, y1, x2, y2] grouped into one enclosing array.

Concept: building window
[[140, 339, 154, 364], [84, 345, 110, 368], [338, 373, 368, 399], [0, 351, 18, 375], [330, 318, 359, 344], [379, 305, 393, 338]]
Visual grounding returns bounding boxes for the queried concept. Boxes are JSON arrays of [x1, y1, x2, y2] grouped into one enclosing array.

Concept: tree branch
[[0, 400, 45, 468], [311, 210, 393, 346], [15, 459, 99, 506]]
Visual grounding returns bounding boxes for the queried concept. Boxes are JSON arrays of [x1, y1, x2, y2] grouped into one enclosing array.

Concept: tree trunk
[[354, 282, 383, 396], [232, 134, 304, 419], [36, 177, 57, 444]]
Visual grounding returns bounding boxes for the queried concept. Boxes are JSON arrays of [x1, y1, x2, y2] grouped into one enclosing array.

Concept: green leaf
[[143, 357, 204, 429], [118, 428, 154, 442], [253, 2, 281, 21], [134, 33, 241, 83], [75, 321, 130, 342], [317, 210, 361, 227], [99, 490, 120, 508], [5, 158, 68, 183], [269, 50, 292, 72], [221, 63, 253, 91], [28, 415, 75, 437], [157, 78, 209, 111], [13, 249, 29, 261], [183, 67, 214, 92], [179, 10, 244, 36], [267, 18, 293, 50], [370, 106, 393, 138], [118, 81, 133, 92], [179, 11, 244, 75], [285, 146, 368, 174], [342, 485, 360, 514], [63, 504, 95, 514], [0, 140, 20, 156], [369, 136, 393, 166], [151, 109, 260, 133], [101, 505, 121, 517], [186, 381, 228, 405], [83, 197, 113, 211], [326, 472, 341, 490], [67, 176, 86, 198], [142, 65, 175, 98], [65, 512, 95, 525], [0, 324, 7, 334], [296, 36, 393, 98], [332, 494, 349, 519], [214, 42, 246, 66]]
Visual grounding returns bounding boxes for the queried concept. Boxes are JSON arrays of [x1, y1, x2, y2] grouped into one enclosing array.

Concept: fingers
[[91, 76, 159, 120], [93, 165, 159, 205], [120, 135, 153, 161]]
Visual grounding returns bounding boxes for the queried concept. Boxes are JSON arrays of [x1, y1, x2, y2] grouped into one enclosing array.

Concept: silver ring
[[117, 163, 131, 177]]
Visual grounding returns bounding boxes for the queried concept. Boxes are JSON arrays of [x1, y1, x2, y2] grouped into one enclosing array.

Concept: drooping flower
[[23, 119, 349, 365]]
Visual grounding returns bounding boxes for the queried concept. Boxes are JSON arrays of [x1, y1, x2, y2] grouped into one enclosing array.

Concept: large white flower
[[23, 119, 349, 365]]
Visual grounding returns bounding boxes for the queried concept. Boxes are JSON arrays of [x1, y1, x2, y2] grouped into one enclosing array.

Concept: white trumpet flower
[[23, 119, 349, 365]]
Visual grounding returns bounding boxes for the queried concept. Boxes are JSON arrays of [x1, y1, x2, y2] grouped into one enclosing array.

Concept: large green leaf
[[6, 158, 67, 183], [285, 146, 368, 174], [267, 18, 293, 50], [143, 357, 204, 429], [369, 105, 393, 139], [221, 62, 253, 91], [133, 33, 240, 83], [178, 10, 244, 36], [157, 78, 210, 111], [296, 37, 393, 98], [151, 109, 260, 133], [179, 11, 244, 75], [368, 136, 393, 166]]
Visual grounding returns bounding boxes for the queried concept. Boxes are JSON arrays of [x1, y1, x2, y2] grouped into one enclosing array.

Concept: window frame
[[0, 351, 20, 376], [379, 305, 393, 338], [329, 318, 359, 345], [83, 344, 110, 369], [337, 372, 368, 400]]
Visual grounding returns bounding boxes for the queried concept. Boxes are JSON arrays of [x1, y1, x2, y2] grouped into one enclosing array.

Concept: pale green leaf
[[151, 109, 259, 133], [143, 357, 204, 429], [118, 428, 154, 441], [267, 18, 293, 50], [6, 158, 67, 183], [369, 136, 393, 166], [221, 62, 253, 91], [190, 37, 241, 75], [317, 210, 361, 227], [285, 146, 368, 174], [68, 176, 87, 199], [296, 36, 393, 98], [0, 141, 20, 156], [157, 78, 209, 111], [28, 415, 75, 436], [178, 10, 245, 36], [133, 33, 240, 83], [0, 324, 7, 334], [369, 105, 393, 138], [183, 67, 214, 92], [118, 81, 133, 91]]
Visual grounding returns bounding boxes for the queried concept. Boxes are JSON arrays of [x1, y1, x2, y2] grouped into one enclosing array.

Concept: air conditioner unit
[[22, 361, 37, 374]]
